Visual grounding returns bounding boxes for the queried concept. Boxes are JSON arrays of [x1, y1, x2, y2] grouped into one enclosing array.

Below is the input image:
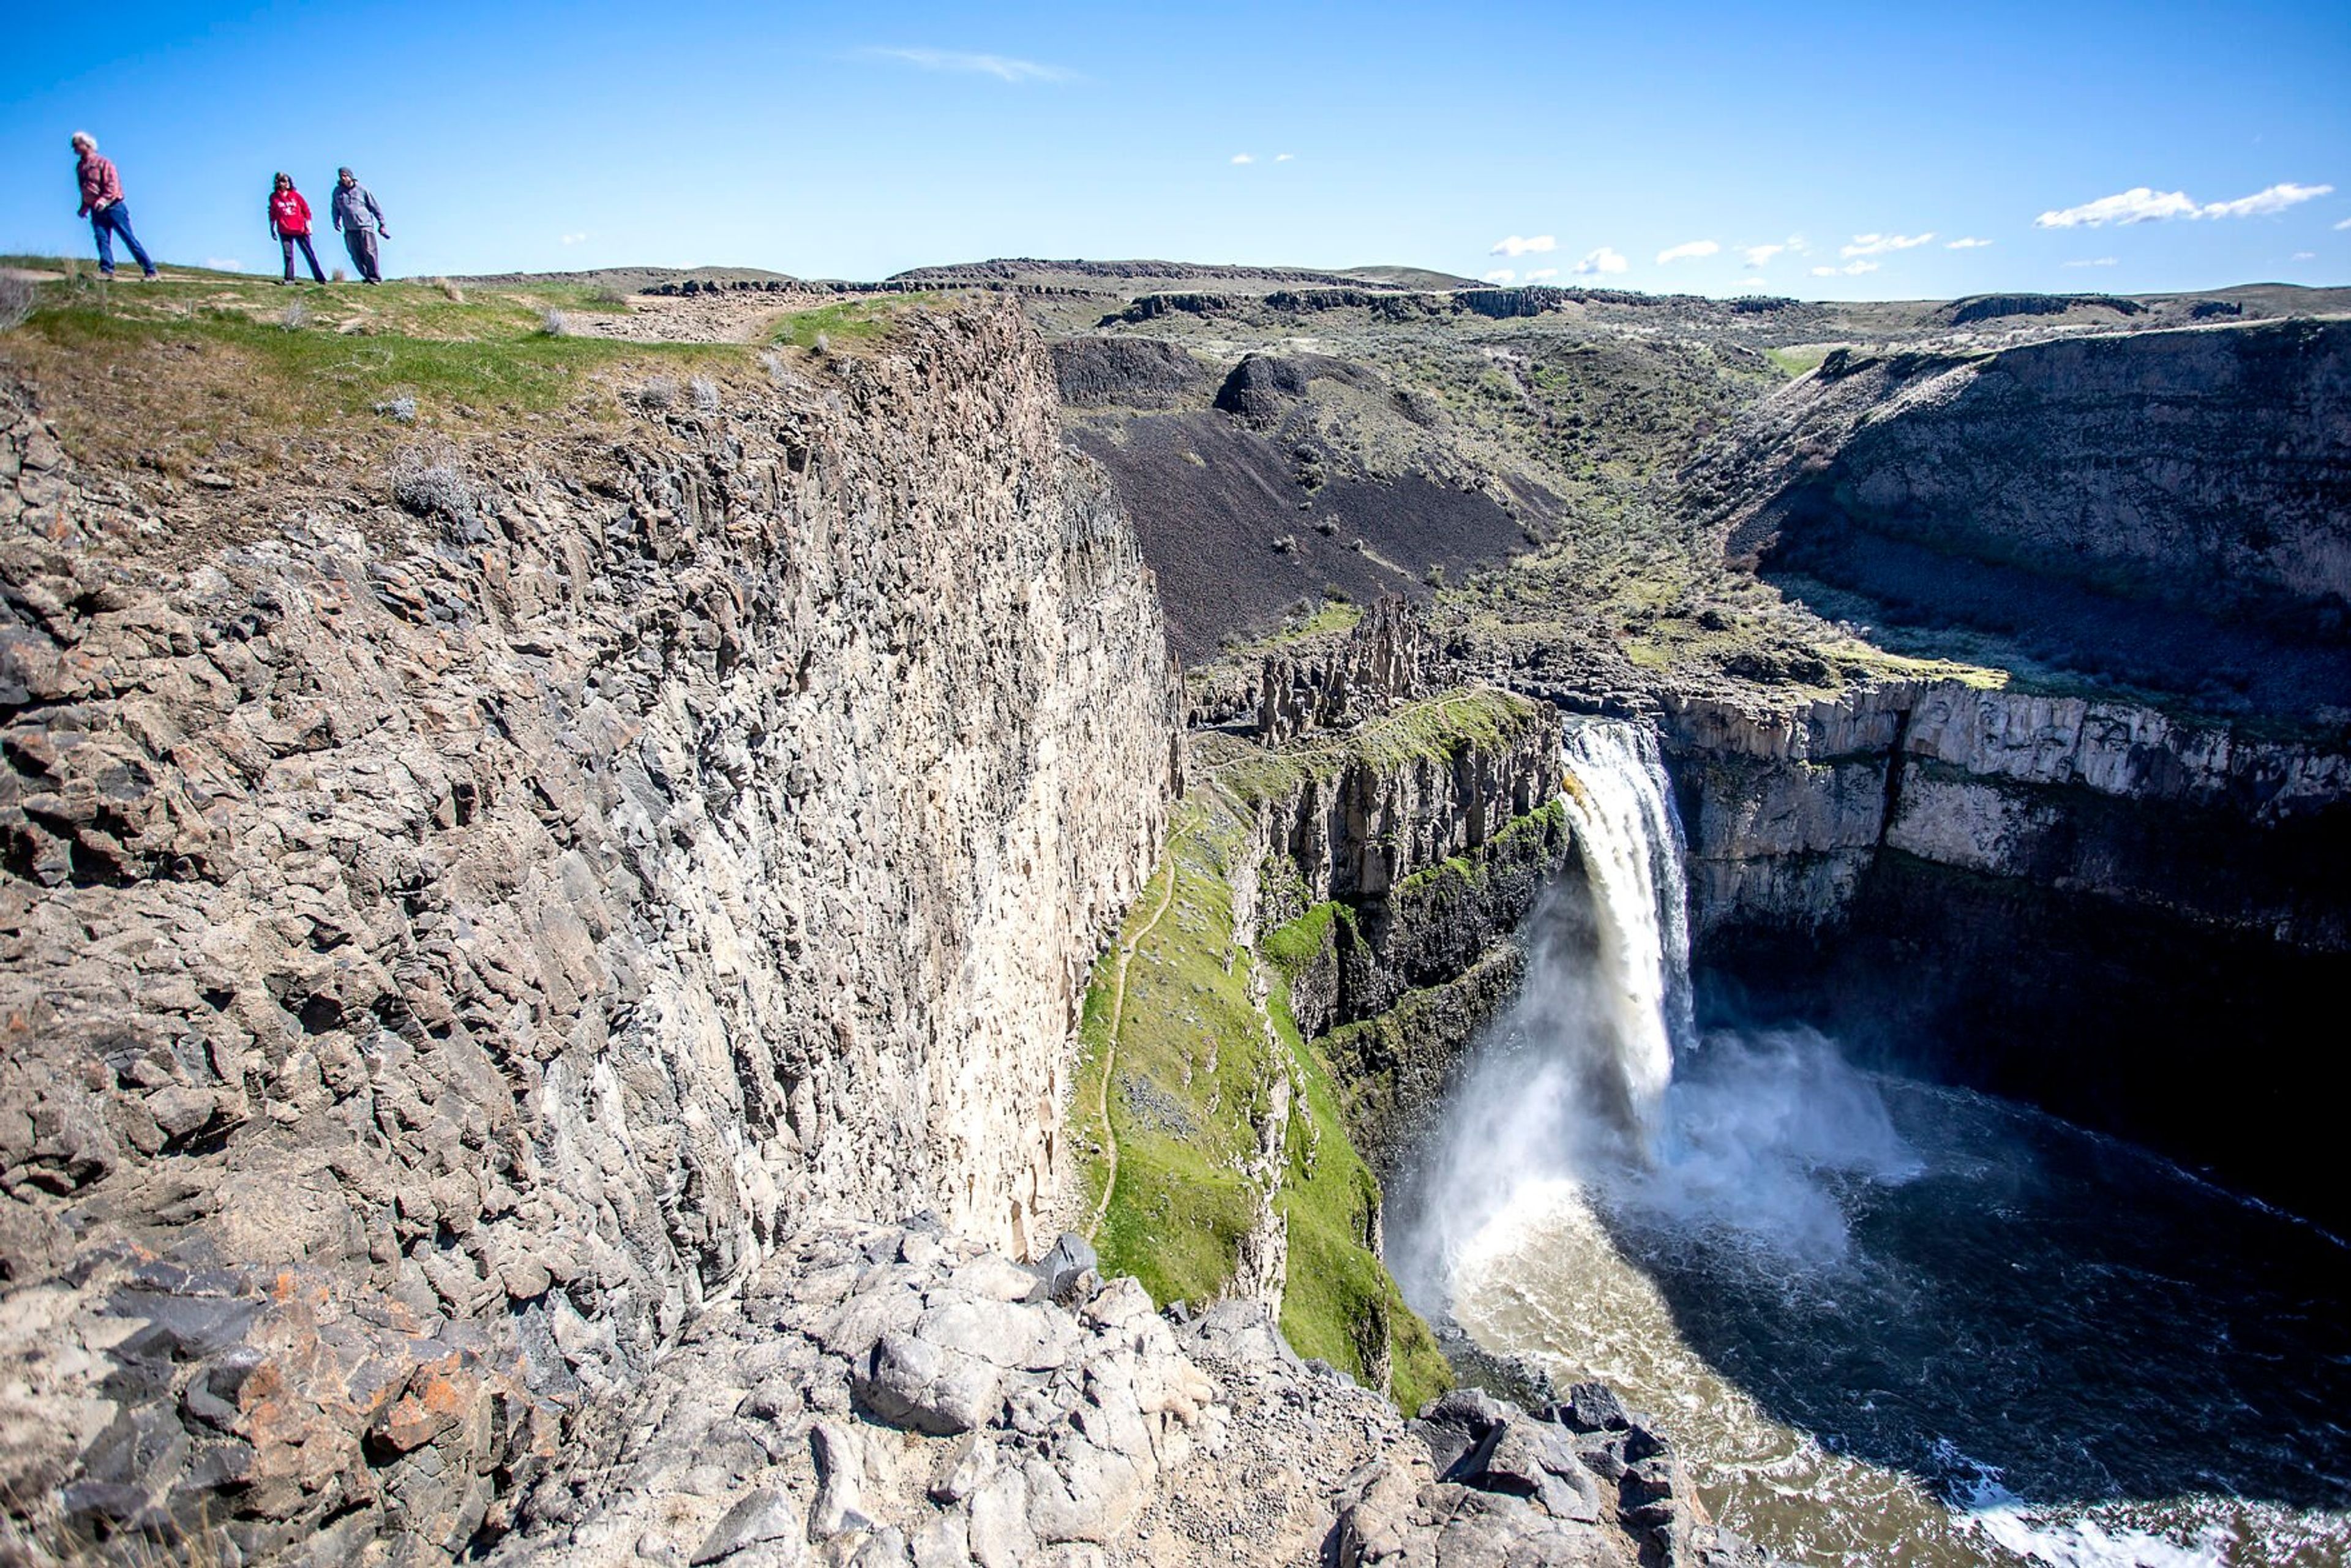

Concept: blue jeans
[[280, 232, 325, 282], [90, 201, 156, 276]]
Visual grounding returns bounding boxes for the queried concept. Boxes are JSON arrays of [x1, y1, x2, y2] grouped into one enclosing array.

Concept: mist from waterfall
[[1390, 717, 1914, 1307]]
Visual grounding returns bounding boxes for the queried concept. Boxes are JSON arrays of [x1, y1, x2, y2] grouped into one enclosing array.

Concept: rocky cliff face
[[1662, 676, 2351, 1225], [1689, 318, 2351, 717], [1231, 691, 1570, 1177], [0, 306, 1180, 1560]]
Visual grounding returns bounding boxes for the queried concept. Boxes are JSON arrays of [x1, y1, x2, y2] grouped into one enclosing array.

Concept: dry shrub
[[389, 438, 480, 534], [0, 274, 33, 332]]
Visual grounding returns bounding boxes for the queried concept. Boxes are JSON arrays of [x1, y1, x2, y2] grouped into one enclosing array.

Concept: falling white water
[[1553, 720, 1694, 1142], [1387, 716, 1712, 1302]]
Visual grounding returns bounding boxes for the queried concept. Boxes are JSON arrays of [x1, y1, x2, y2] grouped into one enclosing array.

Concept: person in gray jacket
[[330, 168, 389, 283]]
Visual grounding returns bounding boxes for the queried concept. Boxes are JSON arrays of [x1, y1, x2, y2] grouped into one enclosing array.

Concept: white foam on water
[[1950, 1463, 2234, 1567]]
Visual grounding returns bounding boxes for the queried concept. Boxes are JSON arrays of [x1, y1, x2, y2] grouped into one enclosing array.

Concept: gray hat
[[337, 166, 354, 177]]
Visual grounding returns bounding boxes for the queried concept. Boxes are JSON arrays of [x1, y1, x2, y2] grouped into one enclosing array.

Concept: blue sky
[[4, 0, 2345, 298]]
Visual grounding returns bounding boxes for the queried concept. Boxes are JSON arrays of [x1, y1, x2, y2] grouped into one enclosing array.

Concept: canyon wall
[[1232, 692, 1569, 1177], [1662, 679, 2351, 1225], [1662, 313, 2351, 1224], [0, 306, 1179, 1559], [1689, 317, 2351, 716]]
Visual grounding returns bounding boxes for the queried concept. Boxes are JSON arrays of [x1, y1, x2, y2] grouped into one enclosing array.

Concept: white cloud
[[1274, 152, 1295, 162], [2037, 188, 2195, 226], [1571, 247, 1629, 276], [561, 232, 588, 245], [1482, 269, 1516, 284], [1657, 239, 1721, 264], [2063, 257, 2120, 267], [1490, 234, 1556, 258], [2199, 182, 2333, 219], [2293, 250, 2317, 261], [1524, 268, 1558, 281], [1842, 232, 1933, 258], [862, 47, 1073, 82], [2338, 216, 2351, 231], [1810, 260, 1879, 277], [1231, 153, 1254, 165], [2036, 181, 2333, 227], [1742, 243, 1785, 267], [204, 257, 242, 271], [1946, 236, 1994, 249], [1736, 277, 1768, 287]]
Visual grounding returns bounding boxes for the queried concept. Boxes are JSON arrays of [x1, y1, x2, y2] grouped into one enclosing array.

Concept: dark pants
[[342, 226, 380, 282], [280, 231, 325, 282], [89, 201, 156, 277]]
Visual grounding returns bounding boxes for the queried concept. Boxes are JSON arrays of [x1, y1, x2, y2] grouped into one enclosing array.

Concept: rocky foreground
[[500, 1218, 1755, 1568]]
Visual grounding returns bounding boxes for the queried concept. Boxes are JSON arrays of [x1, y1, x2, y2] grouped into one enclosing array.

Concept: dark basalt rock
[[1214, 353, 1313, 424], [1049, 337, 1210, 409]]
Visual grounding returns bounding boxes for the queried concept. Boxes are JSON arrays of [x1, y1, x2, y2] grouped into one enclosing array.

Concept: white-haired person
[[70, 132, 158, 280]]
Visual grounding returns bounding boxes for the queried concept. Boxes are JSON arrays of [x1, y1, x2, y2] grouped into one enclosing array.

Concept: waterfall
[[1391, 715, 1910, 1307], [1386, 717, 1697, 1297], [1554, 720, 1694, 1147]]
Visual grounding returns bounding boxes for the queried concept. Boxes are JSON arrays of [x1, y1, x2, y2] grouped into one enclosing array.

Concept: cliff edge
[[0, 299, 1179, 1559]]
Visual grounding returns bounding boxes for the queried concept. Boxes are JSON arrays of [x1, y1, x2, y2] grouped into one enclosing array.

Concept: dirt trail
[[1084, 856, 1180, 1242]]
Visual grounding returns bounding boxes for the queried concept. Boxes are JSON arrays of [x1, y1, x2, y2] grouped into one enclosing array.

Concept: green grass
[[1258, 900, 1343, 978], [0, 274, 770, 482], [1764, 344, 1837, 377], [1269, 598, 1365, 645], [1069, 786, 1452, 1411], [1267, 979, 1453, 1414], [1076, 795, 1277, 1309], [1218, 686, 1548, 807], [18, 300, 729, 420], [773, 296, 937, 349]]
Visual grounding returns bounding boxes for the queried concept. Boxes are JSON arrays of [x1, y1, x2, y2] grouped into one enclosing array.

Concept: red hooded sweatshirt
[[270, 188, 313, 237]]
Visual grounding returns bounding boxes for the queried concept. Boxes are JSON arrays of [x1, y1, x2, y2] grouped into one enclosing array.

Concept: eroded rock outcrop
[[0, 305, 1180, 1560], [1226, 676, 1572, 1177]]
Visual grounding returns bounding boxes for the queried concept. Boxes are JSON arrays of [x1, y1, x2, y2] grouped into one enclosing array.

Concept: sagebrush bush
[[690, 376, 720, 414], [432, 277, 465, 302], [389, 439, 479, 531], [539, 307, 569, 337], [373, 394, 418, 424], [0, 274, 32, 332], [280, 299, 309, 332], [586, 286, 629, 307], [636, 376, 678, 412]]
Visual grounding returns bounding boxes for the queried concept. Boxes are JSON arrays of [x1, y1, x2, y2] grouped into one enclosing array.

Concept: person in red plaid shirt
[[70, 132, 158, 280]]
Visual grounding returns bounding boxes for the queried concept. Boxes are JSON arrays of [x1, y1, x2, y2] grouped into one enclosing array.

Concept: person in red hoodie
[[269, 173, 326, 284]]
